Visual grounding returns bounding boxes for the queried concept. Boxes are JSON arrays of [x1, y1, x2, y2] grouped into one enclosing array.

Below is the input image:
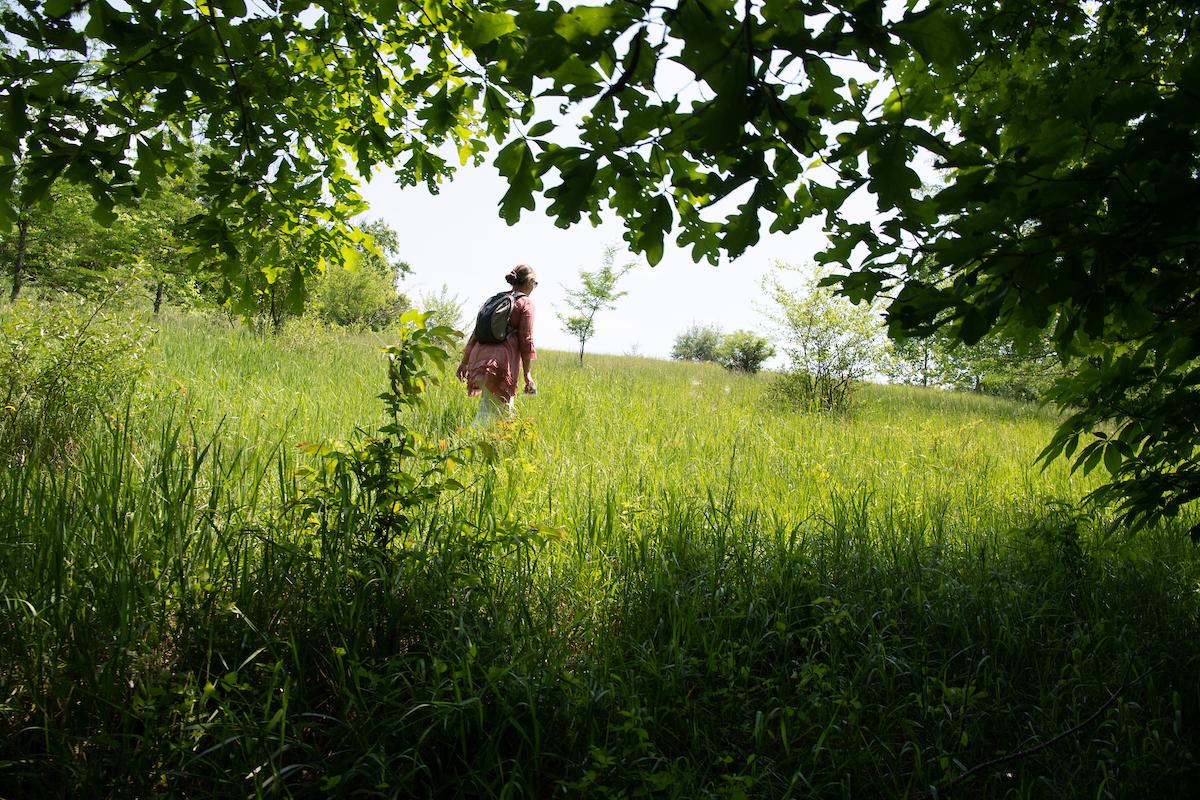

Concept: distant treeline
[[0, 175, 418, 333]]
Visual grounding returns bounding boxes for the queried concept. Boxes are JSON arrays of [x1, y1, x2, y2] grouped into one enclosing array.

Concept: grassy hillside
[[2, 313, 1198, 798], [149, 314, 1089, 530]]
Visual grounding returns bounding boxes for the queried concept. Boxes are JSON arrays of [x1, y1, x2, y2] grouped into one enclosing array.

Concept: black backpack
[[473, 290, 525, 344]]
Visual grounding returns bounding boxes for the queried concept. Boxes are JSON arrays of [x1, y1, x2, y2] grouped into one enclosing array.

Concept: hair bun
[[505, 264, 535, 287]]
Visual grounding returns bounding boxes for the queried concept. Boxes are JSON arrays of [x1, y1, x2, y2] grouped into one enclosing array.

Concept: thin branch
[[937, 660, 1159, 793], [600, 25, 647, 101], [198, 3, 253, 162]]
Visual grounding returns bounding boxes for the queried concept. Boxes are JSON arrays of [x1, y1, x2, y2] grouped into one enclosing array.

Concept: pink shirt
[[461, 295, 535, 403]]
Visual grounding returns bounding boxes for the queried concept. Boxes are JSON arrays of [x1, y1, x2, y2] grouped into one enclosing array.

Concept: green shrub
[[0, 296, 148, 461], [309, 261, 410, 330], [766, 367, 858, 414], [717, 329, 774, 373], [416, 284, 467, 342], [671, 324, 724, 362], [764, 265, 886, 413]]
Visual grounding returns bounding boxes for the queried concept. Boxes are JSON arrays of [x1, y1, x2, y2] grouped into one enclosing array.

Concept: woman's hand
[[456, 362, 469, 381], [524, 375, 537, 395]]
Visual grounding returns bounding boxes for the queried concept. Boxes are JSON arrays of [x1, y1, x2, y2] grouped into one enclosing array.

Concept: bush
[[671, 324, 724, 362], [717, 329, 775, 373], [766, 368, 855, 414], [765, 265, 885, 413], [310, 263, 410, 330], [0, 296, 148, 461], [417, 284, 467, 341]]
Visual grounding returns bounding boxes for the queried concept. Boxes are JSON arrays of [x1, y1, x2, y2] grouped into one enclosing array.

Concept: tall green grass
[[1, 312, 1197, 798]]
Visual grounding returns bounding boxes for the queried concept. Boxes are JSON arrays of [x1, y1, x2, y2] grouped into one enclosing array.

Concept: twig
[[198, 3, 253, 162], [600, 26, 647, 101], [937, 660, 1160, 793]]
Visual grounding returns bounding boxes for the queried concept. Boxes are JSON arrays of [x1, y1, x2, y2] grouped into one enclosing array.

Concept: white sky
[[361, 157, 874, 362]]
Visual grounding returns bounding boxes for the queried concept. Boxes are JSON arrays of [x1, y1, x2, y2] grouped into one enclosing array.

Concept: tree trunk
[[10, 216, 29, 300], [270, 283, 283, 333], [153, 280, 165, 314]]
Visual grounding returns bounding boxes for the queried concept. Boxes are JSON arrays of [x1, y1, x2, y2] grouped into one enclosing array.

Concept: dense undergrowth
[[1, 312, 1198, 798]]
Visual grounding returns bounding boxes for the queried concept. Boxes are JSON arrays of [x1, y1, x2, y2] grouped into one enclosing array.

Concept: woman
[[456, 264, 538, 425]]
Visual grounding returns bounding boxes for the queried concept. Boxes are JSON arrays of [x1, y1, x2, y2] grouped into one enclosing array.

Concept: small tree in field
[[561, 315, 595, 362], [672, 324, 724, 363], [559, 246, 634, 364], [718, 330, 775, 373], [417, 284, 467, 340], [766, 265, 886, 413]]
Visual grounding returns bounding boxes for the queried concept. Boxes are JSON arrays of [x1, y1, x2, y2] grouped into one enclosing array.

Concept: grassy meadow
[[2, 311, 1199, 798]]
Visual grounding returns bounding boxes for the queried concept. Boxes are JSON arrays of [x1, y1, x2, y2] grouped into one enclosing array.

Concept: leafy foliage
[[415, 284, 468, 342], [887, 330, 1067, 401], [559, 246, 634, 363], [291, 309, 470, 551], [858, 2, 1199, 533], [0, 177, 206, 306], [309, 219, 411, 330], [716, 329, 773, 373], [886, 334, 944, 389], [672, 324, 773, 372], [561, 314, 596, 362], [766, 266, 885, 414], [309, 263, 409, 331], [354, 219, 412, 284], [0, 295, 147, 462], [671, 324, 723, 363], [0, 0, 518, 306]]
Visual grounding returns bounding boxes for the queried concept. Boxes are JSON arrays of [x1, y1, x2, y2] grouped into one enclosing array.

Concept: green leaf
[[340, 242, 362, 271], [546, 157, 597, 227], [1080, 442, 1104, 476], [894, 7, 972, 70], [1103, 442, 1125, 477], [868, 135, 921, 209], [495, 139, 538, 224], [92, 199, 118, 226], [43, 0, 76, 18], [553, 6, 616, 44], [959, 307, 992, 346], [639, 195, 671, 266], [467, 12, 516, 47], [84, 1, 108, 38], [550, 55, 603, 95], [283, 266, 307, 314], [527, 120, 555, 138]]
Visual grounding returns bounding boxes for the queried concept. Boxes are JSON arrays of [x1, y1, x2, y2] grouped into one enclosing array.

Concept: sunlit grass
[[146, 312, 1094, 534]]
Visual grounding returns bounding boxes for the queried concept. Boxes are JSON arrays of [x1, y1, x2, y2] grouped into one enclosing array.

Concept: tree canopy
[[2, 0, 1197, 533]]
